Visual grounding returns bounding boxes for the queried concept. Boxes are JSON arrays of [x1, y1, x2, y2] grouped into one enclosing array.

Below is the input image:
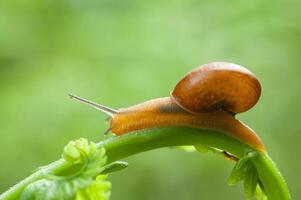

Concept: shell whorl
[[171, 62, 261, 114]]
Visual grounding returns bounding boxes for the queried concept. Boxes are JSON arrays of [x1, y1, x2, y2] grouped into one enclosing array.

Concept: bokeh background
[[0, 0, 300, 199]]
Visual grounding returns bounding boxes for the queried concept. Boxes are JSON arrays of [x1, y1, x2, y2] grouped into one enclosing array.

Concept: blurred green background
[[0, 0, 300, 199]]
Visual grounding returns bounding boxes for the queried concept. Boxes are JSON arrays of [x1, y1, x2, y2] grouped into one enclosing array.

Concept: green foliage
[[20, 138, 111, 200], [101, 161, 129, 174], [63, 138, 102, 164], [76, 175, 111, 200], [254, 185, 268, 200], [194, 145, 210, 153], [228, 152, 264, 199], [169, 145, 197, 152], [0, 128, 290, 200]]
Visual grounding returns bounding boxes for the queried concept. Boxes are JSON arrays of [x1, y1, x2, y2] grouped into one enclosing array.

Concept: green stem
[[0, 127, 291, 200]]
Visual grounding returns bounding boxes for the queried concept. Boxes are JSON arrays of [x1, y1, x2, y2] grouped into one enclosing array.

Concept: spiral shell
[[171, 62, 261, 114]]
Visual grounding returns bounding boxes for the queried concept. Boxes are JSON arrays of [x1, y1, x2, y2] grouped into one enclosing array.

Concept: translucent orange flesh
[[109, 97, 266, 152]]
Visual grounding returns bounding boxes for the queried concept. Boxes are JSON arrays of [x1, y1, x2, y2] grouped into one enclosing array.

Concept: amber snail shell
[[171, 62, 261, 115]]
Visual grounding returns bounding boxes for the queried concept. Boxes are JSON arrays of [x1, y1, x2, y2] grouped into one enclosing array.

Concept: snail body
[[70, 62, 265, 152]]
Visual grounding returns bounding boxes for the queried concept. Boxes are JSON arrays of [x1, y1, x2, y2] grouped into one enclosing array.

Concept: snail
[[69, 62, 265, 152]]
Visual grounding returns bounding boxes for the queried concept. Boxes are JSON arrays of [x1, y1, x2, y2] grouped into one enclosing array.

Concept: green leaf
[[170, 145, 196, 152], [228, 155, 250, 185], [20, 138, 110, 200], [254, 185, 268, 200], [76, 175, 111, 200], [194, 145, 209, 153], [20, 179, 85, 200], [243, 161, 258, 198], [63, 138, 99, 164], [228, 151, 259, 198], [101, 161, 129, 174]]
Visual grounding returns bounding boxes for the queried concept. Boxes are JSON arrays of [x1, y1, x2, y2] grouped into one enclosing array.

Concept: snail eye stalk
[[69, 93, 118, 116]]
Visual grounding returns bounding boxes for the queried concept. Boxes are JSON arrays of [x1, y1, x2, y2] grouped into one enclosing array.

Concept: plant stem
[[0, 127, 291, 200]]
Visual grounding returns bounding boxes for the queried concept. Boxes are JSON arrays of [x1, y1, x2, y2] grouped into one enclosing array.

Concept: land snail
[[70, 62, 265, 155]]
